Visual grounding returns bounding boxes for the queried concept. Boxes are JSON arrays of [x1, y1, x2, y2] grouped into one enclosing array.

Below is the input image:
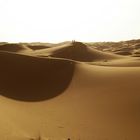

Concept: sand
[[0, 41, 140, 140]]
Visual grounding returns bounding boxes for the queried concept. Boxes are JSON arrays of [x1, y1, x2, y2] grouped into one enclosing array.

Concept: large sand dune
[[0, 40, 140, 140], [31, 42, 122, 62]]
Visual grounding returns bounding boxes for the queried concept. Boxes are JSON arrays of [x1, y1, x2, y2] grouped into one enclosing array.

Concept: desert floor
[[0, 41, 140, 140]]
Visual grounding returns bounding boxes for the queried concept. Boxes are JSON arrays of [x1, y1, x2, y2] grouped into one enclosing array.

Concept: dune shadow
[[0, 43, 25, 52], [0, 52, 75, 101], [27, 44, 50, 50]]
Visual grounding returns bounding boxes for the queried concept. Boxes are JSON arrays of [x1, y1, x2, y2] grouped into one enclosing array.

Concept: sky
[[0, 0, 140, 43]]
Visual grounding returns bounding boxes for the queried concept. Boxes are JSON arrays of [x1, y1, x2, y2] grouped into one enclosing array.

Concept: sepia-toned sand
[[0, 40, 140, 140]]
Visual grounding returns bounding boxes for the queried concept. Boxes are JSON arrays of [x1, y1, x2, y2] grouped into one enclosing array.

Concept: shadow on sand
[[0, 51, 75, 101]]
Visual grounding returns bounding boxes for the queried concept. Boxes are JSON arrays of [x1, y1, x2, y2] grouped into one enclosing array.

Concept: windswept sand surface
[[0, 41, 140, 140]]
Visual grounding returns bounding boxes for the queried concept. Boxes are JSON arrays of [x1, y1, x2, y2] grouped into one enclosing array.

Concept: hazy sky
[[0, 0, 140, 42]]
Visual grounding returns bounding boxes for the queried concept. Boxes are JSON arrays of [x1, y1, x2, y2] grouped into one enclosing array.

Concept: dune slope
[[32, 42, 122, 62], [0, 63, 140, 140], [0, 51, 75, 101], [0, 43, 32, 53]]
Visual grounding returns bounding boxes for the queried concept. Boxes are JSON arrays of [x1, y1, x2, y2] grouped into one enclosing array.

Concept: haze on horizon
[[0, 0, 140, 43]]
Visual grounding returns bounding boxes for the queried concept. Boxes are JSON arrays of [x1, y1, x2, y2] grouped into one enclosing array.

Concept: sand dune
[[25, 43, 54, 50], [31, 41, 122, 62], [0, 40, 140, 140], [50, 42, 122, 62], [114, 50, 132, 55], [0, 43, 32, 53], [26, 44, 50, 50], [30, 42, 71, 57], [89, 57, 140, 67], [0, 63, 140, 140], [0, 51, 74, 101]]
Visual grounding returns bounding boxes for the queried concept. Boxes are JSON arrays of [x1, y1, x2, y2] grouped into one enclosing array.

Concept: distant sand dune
[[26, 44, 50, 50], [32, 41, 122, 62], [114, 50, 132, 55], [0, 43, 32, 53], [89, 57, 140, 67], [50, 42, 122, 61]]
